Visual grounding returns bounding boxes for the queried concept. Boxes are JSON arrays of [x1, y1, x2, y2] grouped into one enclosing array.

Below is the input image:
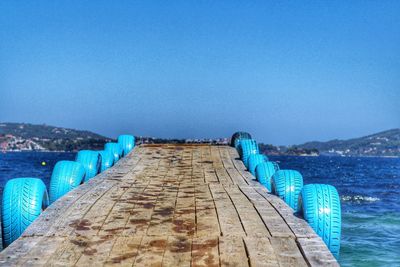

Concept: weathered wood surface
[[0, 145, 338, 266]]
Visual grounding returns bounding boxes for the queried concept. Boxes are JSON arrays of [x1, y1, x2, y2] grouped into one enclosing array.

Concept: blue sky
[[1, 1, 399, 145]]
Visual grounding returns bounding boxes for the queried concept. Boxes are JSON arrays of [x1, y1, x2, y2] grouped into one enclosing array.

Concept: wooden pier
[[0, 144, 338, 266]]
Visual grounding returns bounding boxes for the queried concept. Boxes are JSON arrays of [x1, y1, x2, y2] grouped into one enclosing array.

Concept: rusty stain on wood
[[0, 145, 338, 266]]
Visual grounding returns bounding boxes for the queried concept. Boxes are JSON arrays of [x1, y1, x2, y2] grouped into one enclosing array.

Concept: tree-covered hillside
[[0, 123, 111, 151], [298, 129, 400, 156]]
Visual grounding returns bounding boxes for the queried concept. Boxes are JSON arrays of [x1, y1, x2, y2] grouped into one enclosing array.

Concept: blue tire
[[271, 170, 303, 211], [231, 132, 252, 149], [300, 184, 341, 258], [247, 154, 269, 176], [118, 135, 135, 156], [1, 178, 49, 247], [118, 144, 124, 158], [239, 139, 259, 168], [255, 161, 279, 191], [104, 143, 121, 162], [49, 161, 86, 203], [237, 142, 244, 159], [75, 150, 101, 182], [99, 150, 114, 172]]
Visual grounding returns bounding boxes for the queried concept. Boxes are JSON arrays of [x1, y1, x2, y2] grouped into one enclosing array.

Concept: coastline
[[3, 150, 398, 158], [1, 150, 75, 153], [266, 153, 400, 158]]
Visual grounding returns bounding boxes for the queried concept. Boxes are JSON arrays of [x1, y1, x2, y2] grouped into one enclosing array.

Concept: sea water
[[269, 155, 400, 267], [0, 152, 399, 266]]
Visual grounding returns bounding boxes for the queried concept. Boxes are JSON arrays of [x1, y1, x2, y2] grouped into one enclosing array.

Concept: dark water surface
[[0, 152, 399, 266]]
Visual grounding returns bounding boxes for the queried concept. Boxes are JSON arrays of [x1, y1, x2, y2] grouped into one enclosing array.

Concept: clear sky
[[1, 1, 399, 145]]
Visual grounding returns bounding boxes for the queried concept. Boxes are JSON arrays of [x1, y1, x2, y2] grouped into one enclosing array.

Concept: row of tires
[[1, 135, 135, 248], [231, 132, 341, 259]]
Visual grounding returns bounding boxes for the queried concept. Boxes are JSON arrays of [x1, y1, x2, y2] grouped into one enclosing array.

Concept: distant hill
[[0, 123, 112, 151], [297, 129, 400, 157], [0, 122, 229, 152], [1, 122, 398, 156], [259, 143, 320, 156]]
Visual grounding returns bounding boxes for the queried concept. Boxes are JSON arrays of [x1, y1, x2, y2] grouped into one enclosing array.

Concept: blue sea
[[0, 152, 399, 266]]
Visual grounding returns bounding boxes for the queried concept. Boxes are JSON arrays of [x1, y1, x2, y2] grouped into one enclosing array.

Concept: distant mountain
[[1, 122, 398, 156], [297, 129, 400, 157], [0, 123, 112, 152], [259, 143, 320, 156], [0, 122, 229, 152]]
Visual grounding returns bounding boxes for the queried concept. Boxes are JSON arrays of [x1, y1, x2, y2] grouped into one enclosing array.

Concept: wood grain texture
[[0, 145, 338, 266]]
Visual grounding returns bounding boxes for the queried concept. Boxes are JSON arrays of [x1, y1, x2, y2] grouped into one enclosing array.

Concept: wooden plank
[[105, 236, 142, 266], [134, 236, 168, 267], [195, 184, 220, 237], [21, 179, 104, 237], [44, 181, 118, 237], [269, 237, 308, 267], [0, 236, 41, 265], [239, 186, 294, 238], [226, 147, 255, 183], [44, 235, 86, 266], [76, 184, 130, 237], [219, 236, 249, 267], [209, 183, 245, 236], [191, 236, 219, 267], [8, 236, 66, 266], [146, 195, 177, 236], [122, 183, 165, 237], [172, 183, 196, 237], [244, 237, 279, 267], [74, 235, 116, 266], [297, 237, 339, 267], [224, 186, 270, 237], [253, 186, 318, 238], [211, 146, 233, 184], [202, 146, 219, 183], [98, 184, 149, 236], [162, 236, 192, 267], [219, 147, 249, 185]]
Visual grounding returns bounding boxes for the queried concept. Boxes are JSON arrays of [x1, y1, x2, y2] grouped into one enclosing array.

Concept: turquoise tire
[[99, 150, 114, 172], [247, 154, 269, 176], [231, 132, 252, 149], [75, 150, 101, 182], [237, 142, 244, 159], [104, 143, 121, 163], [1, 178, 49, 247], [255, 161, 279, 191], [118, 135, 135, 156], [239, 139, 259, 168], [299, 184, 341, 258], [49, 161, 86, 203], [271, 170, 303, 211]]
